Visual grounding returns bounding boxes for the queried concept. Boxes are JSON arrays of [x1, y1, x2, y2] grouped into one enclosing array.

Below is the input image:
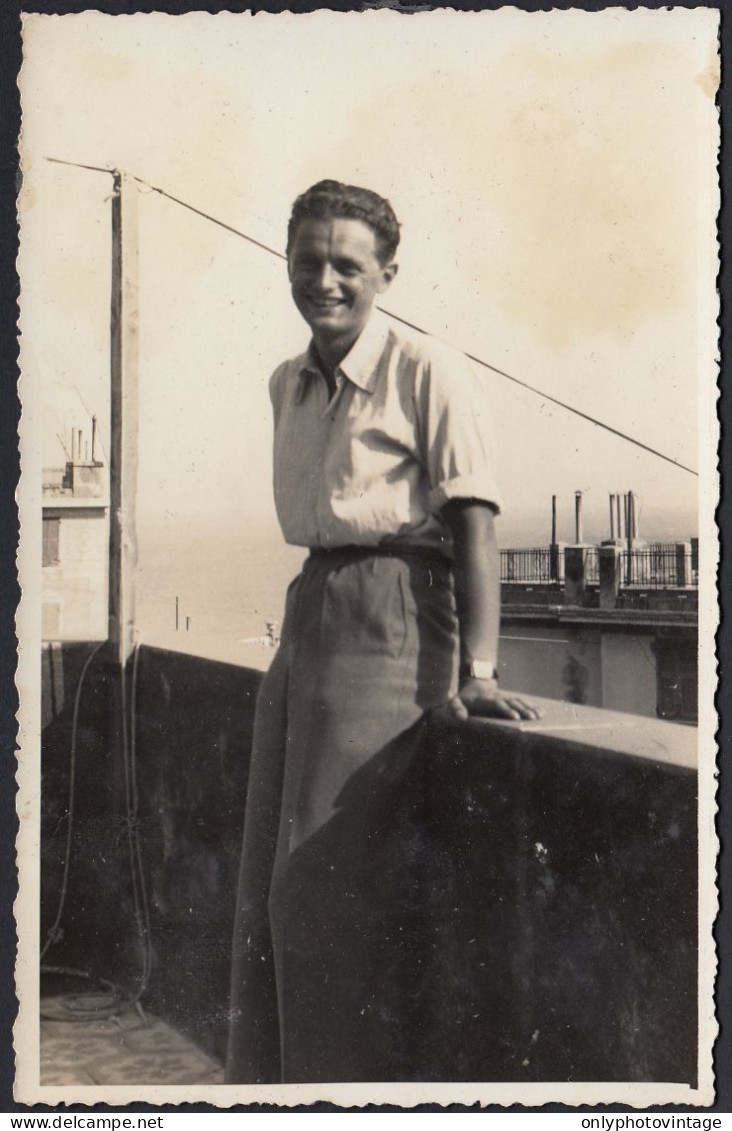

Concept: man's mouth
[[307, 296, 345, 310]]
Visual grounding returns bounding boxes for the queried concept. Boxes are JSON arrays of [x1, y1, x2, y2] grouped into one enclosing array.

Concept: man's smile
[[287, 218, 397, 362], [307, 296, 347, 308]]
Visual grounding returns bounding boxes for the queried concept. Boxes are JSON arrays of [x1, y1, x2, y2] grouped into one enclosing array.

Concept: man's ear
[[377, 262, 398, 293]]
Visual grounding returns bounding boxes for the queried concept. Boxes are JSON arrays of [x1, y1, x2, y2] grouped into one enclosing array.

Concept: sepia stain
[[18, 182, 36, 212], [17, 152, 36, 212], [696, 44, 720, 99], [311, 37, 710, 354], [35, 49, 258, 359]]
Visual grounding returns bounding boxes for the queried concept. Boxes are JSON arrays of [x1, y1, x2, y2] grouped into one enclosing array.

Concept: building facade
[[499, 543, 698, 723], [42, 460, 109, 642]]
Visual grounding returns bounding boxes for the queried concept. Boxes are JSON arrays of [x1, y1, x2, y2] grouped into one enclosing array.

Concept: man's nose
[[314, 263, 338, 290]]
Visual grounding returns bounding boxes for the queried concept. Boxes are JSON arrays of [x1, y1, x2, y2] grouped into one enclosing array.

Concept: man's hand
[[439, 500, 543, 724], [445, 677, 543, 722]]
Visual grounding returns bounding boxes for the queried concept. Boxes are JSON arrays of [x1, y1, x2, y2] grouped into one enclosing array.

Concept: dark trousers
[[225, 548, 458, 1083]]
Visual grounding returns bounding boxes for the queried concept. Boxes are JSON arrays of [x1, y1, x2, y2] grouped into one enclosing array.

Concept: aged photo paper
[[15, 6, 719, 1109]]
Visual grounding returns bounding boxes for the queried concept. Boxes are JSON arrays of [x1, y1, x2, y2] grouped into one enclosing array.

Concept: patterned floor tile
[[40, 995, 224, 1086]]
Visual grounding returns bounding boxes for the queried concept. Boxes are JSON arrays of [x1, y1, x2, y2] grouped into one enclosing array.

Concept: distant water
[[135, 510, 698, 667], [136, 523, 306, 667]]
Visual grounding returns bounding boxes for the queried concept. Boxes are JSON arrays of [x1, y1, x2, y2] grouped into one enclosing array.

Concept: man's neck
[[311, 333, 356, 375], [308, 344, 338, 398]]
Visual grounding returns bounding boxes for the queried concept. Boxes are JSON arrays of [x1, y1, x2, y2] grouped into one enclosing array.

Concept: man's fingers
[[467, 696, 519, 719], [508, 698, 543, 720], [498, 697, 542, 720], [467, 694, 543, 721], [443, 691, 543, 723]]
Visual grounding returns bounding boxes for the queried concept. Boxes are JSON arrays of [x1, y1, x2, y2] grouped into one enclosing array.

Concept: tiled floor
[[40, 995, 225, 1086]]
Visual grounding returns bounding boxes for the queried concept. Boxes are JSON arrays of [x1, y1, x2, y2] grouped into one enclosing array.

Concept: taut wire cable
[[45, 156, 699, 478]]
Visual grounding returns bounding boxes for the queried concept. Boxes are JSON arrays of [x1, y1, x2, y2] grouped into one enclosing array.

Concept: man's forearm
[[441, 499, 541, 721], [443, 499, 501, 668]]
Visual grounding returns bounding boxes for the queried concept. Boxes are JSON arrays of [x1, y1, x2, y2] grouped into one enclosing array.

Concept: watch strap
[[460, 659, 498, 682]]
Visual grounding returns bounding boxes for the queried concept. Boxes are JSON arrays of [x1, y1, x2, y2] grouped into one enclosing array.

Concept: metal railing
[[500, 548, 555, 583], [500, 543, 697, 589], [621, 545, 691, 589]]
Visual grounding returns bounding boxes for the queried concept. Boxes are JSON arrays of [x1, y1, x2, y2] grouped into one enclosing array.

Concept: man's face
[[288, 218, 397, 350]]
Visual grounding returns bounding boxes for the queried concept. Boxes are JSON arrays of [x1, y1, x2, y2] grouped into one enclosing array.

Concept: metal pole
[[574, 491, 583, 544], [108, 171, 140, 666], [550, 494, 559, 579]]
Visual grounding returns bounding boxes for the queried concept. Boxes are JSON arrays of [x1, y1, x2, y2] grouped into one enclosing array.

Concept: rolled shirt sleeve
[[415, 342, 502, 514]]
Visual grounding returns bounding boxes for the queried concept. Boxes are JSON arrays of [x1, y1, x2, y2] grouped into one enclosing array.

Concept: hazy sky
[[19, 8, 718, 544]]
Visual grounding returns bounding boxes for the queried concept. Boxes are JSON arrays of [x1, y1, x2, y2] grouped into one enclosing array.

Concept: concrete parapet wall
[[40, 644, 697, 1083], [564, 546, 589, 604], [599, 544, 621, 609]]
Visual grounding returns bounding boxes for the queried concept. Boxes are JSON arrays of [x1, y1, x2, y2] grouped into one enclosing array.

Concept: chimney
[[574, 491, 583, 544]]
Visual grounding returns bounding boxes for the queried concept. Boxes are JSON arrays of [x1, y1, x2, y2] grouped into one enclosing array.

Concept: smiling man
[[225, 180, 538, 1085], [287, 210, 397, 378]]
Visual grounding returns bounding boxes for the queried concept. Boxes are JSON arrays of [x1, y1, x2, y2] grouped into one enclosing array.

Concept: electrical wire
[[45, 156, 698, 478], [41, 642, 152, 1025], [121, 642, 153, 1001], [39, 967, 138, 1025], [133, 174, 288, 263], [40, 642, 104, 962], [131, 644, 153, 998], [46, 156, 114, 176]]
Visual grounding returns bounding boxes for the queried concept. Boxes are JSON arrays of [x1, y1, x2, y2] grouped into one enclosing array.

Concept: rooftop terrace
[[39, 642, 698, 1087]]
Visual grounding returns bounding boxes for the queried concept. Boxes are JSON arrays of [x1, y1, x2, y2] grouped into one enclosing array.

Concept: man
[[226, 180, 538, 1085]]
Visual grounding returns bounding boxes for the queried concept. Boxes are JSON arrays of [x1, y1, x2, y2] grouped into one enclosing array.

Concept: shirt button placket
[[316, 381, 335, 546]]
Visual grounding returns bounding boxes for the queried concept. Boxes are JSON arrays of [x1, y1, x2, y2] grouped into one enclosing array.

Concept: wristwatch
[[460, 659, 498, 682]]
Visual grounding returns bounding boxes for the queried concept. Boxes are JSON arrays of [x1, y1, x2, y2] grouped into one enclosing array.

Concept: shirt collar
[[338, 311, 390, 393], [296, 311, 390, 400]]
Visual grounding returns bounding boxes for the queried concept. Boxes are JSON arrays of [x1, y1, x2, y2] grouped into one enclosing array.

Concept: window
[[655, 636, 698, 724], [42, 517, 60, 567]]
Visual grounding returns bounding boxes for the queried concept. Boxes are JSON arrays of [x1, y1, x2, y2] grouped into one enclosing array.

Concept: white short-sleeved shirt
[[270, 311, 502, 555]]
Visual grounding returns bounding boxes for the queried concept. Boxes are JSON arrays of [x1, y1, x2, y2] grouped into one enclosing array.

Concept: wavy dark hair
[[286, 180, 401, 266]]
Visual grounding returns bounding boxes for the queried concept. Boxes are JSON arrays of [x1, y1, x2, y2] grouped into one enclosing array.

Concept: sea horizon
[[134, 505, 699, 666]]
